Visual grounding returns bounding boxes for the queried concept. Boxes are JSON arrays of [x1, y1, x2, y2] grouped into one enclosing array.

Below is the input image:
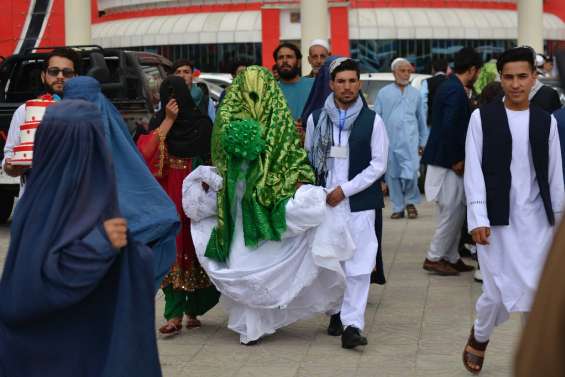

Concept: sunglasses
[[46, 67, 76, 78]]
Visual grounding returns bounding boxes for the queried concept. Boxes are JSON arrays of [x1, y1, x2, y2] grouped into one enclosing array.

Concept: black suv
[[0, 46, 173, 222]]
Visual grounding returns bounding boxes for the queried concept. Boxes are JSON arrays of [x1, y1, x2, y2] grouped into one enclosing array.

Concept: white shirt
[[304, 110, 389, 196], [465, 107, 564, 312]]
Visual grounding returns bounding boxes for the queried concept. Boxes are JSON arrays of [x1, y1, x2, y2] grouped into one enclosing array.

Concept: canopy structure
[[91, 7, 565, 48], [349, 8, 565, 41], [92, 11, 262, 47]]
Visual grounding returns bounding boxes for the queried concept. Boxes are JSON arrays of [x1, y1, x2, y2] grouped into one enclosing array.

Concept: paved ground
[[0, 201, 520, 377]]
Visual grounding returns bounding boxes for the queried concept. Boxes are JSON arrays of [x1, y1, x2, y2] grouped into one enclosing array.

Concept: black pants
[[372, 208, 386, 285]]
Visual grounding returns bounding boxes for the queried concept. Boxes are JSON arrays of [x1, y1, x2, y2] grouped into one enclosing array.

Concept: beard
[[45, 81, 64, 96], [396, 79, 410, 87], [277, 65, 300, 80]]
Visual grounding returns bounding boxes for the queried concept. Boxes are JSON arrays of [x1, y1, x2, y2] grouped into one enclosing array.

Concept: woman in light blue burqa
[[64, 76, 179, 288]]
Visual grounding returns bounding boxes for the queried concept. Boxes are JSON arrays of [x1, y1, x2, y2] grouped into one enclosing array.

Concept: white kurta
[[304, 112, 389, 277], [183, 166, 356, 343], [465, 108, 564, 317]]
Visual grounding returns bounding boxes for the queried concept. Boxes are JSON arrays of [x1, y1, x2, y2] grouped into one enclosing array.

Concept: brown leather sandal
[[390, 211, 404, 219], [159, 318, 182, 337], [406, 204, 418, 219], [186, 317, 202, 329], [462, 327, 489, 374]]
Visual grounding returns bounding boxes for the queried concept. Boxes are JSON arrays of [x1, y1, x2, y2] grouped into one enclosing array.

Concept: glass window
[[353, 39, 518, 73]]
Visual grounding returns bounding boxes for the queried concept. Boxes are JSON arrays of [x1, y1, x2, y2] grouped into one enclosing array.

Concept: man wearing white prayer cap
[[307, 39, 331, 78]]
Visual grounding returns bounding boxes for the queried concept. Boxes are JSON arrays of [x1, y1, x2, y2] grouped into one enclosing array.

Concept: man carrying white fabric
[[305, 58, 389, 349], [462, 46, 564, 374]]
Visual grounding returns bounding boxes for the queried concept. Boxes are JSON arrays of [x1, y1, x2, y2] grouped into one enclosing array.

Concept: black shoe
[[240, 339, 259, 346], [341, 326, 368, 349], [327, 313, 343, 336]]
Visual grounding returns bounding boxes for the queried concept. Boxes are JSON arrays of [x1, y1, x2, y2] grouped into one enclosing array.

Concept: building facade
[[1, 0, 564, 73]]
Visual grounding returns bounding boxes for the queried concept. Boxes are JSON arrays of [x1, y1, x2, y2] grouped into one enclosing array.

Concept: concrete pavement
[[0, 201, 520, 376]]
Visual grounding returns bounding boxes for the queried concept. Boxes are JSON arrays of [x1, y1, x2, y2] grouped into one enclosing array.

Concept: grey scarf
[[309, 93, 364, 186]]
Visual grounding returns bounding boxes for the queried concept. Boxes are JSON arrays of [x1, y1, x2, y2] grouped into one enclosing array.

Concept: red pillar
[[330, 6, 350, 57], [261, 8, 280, 69]]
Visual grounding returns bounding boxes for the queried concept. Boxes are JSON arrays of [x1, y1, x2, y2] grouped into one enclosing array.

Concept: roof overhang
[[92, 11, 262, 47], [349, 8, 565, 40]]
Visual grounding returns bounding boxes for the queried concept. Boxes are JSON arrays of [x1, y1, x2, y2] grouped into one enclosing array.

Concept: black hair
[[496, 46, 536, 73], [273, 43, 302, 61], [230, 60, 250, 77], [172, 59, 194, 72], [453, 47, 483, 74], [478, 81, 504, 106], [43, 48, 80, 72], [330, 59, 360, 81], [432, 59, 448, 73]]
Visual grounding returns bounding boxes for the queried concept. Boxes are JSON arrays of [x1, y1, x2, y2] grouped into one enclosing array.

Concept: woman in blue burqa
[[0, 100, 162, 377], [63, 76, 179, 287]]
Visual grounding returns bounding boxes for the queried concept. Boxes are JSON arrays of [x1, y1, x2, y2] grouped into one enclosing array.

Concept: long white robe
[[182, 166, 355, 343], [304, 111, 389, 277], [465, 108, 564, 317]]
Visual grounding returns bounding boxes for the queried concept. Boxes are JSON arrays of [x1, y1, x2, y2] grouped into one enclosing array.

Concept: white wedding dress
[[182, 165, 355, 343]]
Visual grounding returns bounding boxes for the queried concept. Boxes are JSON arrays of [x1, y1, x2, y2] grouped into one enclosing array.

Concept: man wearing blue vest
[[305, 58, 389, 349], [462, 46, 564, 374]]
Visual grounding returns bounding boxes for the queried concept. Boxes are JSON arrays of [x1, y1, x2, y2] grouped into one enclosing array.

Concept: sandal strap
[[463, 349, 485, 370], [469, 328, 489, 351]]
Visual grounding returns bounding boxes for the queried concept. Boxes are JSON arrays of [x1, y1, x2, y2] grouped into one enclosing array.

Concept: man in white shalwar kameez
[[462, 46, 564, 374], [305, 58, 389, 349]]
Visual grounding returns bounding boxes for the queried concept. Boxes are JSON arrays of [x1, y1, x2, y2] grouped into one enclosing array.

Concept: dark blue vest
[[480, 100, 554, 226], [313, 106, 383, 212]]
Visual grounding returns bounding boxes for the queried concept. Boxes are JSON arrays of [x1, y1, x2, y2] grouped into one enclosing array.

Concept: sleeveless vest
[[480, 100, 554, 226], [313, 106, 383, 212]]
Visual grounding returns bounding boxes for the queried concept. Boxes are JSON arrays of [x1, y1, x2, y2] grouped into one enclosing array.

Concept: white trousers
[[474, 258, 511, 343], [426, 169, 466, 263], [340, 274, 371, 331]]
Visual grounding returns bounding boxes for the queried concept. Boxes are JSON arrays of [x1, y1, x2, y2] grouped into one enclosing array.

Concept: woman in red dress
[[137, 76, 219, 336]]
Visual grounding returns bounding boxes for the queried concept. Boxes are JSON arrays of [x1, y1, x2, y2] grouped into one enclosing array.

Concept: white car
[[197, 73, 232, 89], [361, 73, 431, 109]]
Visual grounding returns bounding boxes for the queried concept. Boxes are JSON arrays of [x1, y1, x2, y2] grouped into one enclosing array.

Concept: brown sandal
[[406, 204, 418, 219], [159, 318, 182, 337], [462, 327, 489, 374], [186, 318, 202, 329]]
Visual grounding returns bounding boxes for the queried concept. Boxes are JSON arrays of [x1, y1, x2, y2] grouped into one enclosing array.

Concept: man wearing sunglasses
[[3, 48, 79, 179]]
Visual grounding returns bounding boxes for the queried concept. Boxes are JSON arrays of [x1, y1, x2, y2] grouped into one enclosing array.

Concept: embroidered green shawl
[[205, 66, 315, 262]]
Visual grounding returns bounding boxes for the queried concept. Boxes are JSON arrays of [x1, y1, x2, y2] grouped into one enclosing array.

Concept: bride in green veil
[[183, 66, 354, 344]]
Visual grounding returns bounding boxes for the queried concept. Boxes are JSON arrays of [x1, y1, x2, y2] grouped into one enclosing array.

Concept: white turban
[[310, 39, 330, 52], [391, 57, 411, 71]]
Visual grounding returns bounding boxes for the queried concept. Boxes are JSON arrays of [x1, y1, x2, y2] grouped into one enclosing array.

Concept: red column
[[330, 6, 350, 57], [261, 8, 280, 68]]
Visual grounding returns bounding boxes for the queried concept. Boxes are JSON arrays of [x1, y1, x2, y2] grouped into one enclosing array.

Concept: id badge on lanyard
[[329, 109, 348, 159]]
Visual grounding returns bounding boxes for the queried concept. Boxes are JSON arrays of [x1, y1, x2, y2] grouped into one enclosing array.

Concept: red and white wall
[[1, 0, 564, 63]]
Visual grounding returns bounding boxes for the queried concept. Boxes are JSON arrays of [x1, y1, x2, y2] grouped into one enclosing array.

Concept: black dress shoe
[[327, 313, 343, 336], [341, 326, 368, 349], [240, 339, 259, 346]]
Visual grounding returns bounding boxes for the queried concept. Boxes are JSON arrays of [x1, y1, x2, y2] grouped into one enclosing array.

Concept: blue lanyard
[[338, 109, 347, 145]]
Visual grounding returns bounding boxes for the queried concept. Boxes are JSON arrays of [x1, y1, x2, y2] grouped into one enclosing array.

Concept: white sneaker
[[474, 268, 483, 283]]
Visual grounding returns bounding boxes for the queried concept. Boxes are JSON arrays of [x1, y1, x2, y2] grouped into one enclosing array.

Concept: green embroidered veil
[[205, 66, 315, 262]]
